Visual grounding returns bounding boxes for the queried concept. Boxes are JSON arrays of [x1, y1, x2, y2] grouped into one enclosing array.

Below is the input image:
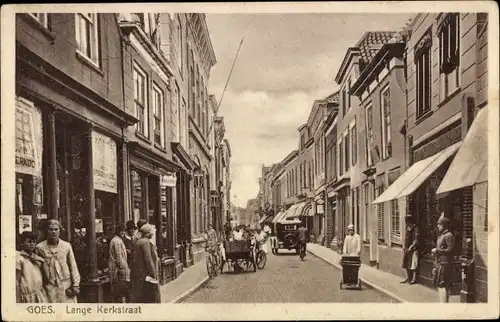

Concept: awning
[[272, 211, 285, 223], [286, 202, 307, 219], [302, 205, 314, 217], [373, 141, 462, 204], [283, 204, 298, 219], [436, 106, 488, 194]]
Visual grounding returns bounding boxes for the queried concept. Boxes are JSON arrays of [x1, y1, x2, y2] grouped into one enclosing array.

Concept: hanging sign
[[15, 98, 43, 177], [92, 131, 118, 193], [161, 173, 177, 187]]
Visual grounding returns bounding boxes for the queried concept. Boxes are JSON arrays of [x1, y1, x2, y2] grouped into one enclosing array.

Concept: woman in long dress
[[16, 231, 48, 303], [130, 224, 160, 303], [35, 219, 80, 303]]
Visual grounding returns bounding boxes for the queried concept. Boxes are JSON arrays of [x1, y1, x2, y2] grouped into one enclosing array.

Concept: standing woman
[[109, 224, 130, 303], [35, 219, 80, 303], [131, 224, 160, 303], [16, 232, 48, 303], [432, 216, 455, 303]]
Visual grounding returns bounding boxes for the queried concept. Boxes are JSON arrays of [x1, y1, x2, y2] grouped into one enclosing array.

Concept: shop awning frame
[[286, 202, 307, 219], [436, 106, 488, 194], [372, 141, 462, 204]]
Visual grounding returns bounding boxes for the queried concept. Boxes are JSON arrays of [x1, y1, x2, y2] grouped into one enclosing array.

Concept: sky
[[205, 13, 414, 208]]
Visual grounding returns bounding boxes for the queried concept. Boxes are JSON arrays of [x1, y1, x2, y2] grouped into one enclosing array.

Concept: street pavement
[[180, 250, 396, 303]]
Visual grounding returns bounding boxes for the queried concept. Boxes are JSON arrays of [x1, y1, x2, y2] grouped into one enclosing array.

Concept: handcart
[[220, 240, 256, 273], [339, 255, 362, 290]]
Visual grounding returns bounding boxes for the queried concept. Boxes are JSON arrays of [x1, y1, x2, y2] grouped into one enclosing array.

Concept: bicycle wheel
[[256, 250, 267, 269]]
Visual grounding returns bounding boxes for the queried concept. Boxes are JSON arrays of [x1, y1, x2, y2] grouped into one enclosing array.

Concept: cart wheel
[[256, 250, 267, 269]]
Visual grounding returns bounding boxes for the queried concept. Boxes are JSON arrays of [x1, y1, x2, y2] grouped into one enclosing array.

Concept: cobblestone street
[[181, 251, 396, 303]]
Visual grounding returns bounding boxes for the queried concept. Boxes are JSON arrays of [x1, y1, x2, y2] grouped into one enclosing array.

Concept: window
[[173, 84, 181, 142], [342, 89, 347, 116], [75, 13, 100, 66], [29, 13, 49, 29], [381, 86, 392, 159], [347, 78, 352, 110], [300, 134, 305, 150], [389, 169, 401, 244], [178, 16, 183, 71], [152, 84, 164, 147], [351, 123, 357, 166], [344, 132, 350, 172], [365, 103, 373, 166], [415, 33, 432, 118], [332, 141, 337, 180], [133, 64, 148, 137], [376, 177, 385, 242], [338, 139, 343, 176], [363, 183, 370, 241], [299, 163, 303, 189], [439, 13, 460, 100]]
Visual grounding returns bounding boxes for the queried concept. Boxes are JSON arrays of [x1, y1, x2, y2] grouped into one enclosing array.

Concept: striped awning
[[272, 211, 285, 223], [285, 202, 307, 219]]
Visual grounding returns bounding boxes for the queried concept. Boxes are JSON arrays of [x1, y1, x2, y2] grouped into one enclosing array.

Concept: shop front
[[172, 142, 196, 270], [14, 95, 134, 303], [128, 142, 180, 285], [313, 192, 325, 245], [373, 123, 464, 292]]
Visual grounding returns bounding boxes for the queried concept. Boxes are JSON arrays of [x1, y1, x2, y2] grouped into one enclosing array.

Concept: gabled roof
[[356, 31, 397, 71], [335, 31, 397, 84]]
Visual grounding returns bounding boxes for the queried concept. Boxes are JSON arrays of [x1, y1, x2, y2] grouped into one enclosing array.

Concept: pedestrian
[[233, 227, 243, 241], [16, 231, 48, 303], [342, 224, 361, 256], [109, 224, 130, 303], [131, 224, 161, 303], [432, 215, 455, 303], [35, 219, 80, 303], [296, 222, 308, 256], [401, 215, 419, 284], [123, 220, 137, 267], [136, 219, 148, 239]]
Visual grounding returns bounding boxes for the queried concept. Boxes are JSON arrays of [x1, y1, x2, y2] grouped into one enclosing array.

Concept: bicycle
[[206, 245, 220, 279]]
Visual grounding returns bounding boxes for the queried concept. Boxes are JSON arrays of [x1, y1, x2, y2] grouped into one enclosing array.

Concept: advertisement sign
[[92, 131, 118, 193], [15, 98, 43, 177], [19, 215, 33, 233], [161, 173, 177, 187]]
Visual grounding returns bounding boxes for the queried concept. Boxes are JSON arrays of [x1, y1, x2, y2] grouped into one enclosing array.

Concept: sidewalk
[[307, 243, 460, 303], [160, 259, 209, 303]]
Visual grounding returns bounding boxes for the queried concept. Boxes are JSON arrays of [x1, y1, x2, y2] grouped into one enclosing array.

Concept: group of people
[[16, 218, 163, 304], [340, 213, 456, 303]]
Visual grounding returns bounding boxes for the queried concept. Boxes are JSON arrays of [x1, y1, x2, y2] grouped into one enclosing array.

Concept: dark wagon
[[339, 255, 362, 290], [220, 239, 256, 273]]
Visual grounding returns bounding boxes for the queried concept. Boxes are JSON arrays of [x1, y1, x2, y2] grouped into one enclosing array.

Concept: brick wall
[[473, 181, 488, 303]]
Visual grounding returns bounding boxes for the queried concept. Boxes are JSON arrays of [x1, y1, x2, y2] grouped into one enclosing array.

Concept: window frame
[[380, 85, 392, 159], [416, 45, 432, 119], [133, 63, 149, 138], [438, 13, 461, 101], [75, 13, 100, 67], [365, 102, 373, 167], [344, 131, 350, 173], [351, 120, 357, 166], [338, 138, 343, 177], [152, 83, 165, 148], [29, 13, 50, 29]]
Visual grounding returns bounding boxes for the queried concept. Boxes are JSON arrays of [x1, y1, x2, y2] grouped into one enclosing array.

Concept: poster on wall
[[15, 98, 43, 177], [95, 219, 104, 233], [19, 215, 33, 234], [92, 131, 118, 194]]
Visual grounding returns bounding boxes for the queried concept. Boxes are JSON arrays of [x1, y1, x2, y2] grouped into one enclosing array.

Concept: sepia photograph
[[1, 2, 499, 321]]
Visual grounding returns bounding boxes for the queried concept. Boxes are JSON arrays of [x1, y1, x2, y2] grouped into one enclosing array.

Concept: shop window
[[381, 86, 392, 159], [133, 64, 148, 137], [152, 84, 165, 147], [29, 13, 50, 29], [15, 98, 44, 246], [75, 13, 100, 66], [439, 13, 460, 100], [131, 170, 143, 223]]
